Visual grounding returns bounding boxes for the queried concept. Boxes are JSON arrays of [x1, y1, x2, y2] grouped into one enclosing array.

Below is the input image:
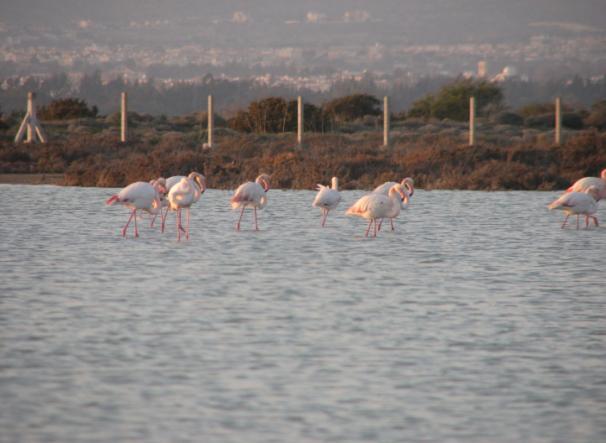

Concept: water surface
[[1, 185, 605, 442]]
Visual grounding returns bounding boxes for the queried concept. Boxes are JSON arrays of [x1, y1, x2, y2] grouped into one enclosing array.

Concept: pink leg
[[161, 206, 170, 233], [236, 207, 245, 231], [377, 219, 383, 231], [374, 219, 378, 237], [365, 219, 373, 237], [186, 208, 190, 240], [390, 218, 395, 231], [585, 215, 589, 229], [321, 209, 328, 227], [134, 209, 139, 237], [177, 209, 182, 241], [121, 209, 136, 237], [254, 207, 259, 231], [593, 216, 599, 227], [561, 214, 569, 229]]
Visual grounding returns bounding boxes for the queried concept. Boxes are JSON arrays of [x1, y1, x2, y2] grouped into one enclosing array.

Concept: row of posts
[[17, 92, 565, 147]]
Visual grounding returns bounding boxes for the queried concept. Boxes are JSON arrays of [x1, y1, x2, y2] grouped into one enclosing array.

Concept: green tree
[[585, 100, 606, 130], [408, 79, 503, 121], [39, 98, 98, 120], [323, 94, 381, 122]]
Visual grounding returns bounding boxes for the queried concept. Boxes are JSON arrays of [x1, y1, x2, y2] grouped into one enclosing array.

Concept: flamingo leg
[[161, 206, 169, 233], [576, 215, 580, 230], [561, 214, 569, 229], [365, 219, 373, 237], [177, 209, 182, 241], [593, 216, 599, 227], [374, 219, 378, 237], [186, 207, 190, 240], [134, 209, 139, 237], [321, 209, 328, 227], [254, 207, 259, 231], [586, 215, 589, 229], [236, 207, 245, 231], [121, 209, 136, 237], [390, 218, 395, 231], [377, 219, 383, 231], [150, 212, 158, 227]]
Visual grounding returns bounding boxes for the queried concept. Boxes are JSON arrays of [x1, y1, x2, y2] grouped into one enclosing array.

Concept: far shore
[[0, 173, 64, 185]]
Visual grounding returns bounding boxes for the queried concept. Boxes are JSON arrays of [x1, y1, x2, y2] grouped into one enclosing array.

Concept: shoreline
[[0, 173, 64, 185]]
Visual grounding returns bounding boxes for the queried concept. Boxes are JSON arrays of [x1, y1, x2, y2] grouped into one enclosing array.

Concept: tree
[[39, 98, 98, 120], [408, 79, 503, 121], [585, 100, 606, 130], [323, 94, 381, 122]]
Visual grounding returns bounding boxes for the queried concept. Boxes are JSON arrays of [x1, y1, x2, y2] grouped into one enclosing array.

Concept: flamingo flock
[[105, 168, 604, 239]]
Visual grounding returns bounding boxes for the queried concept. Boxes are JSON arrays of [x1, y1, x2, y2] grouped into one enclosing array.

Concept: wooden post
[[383, 96, 390, 146], [331, 176, 339, 191], [207, 95, 214, 148], [120, 92, 128, 143], [15, 91, 46, 144], [297, 96, 303, 145], [555, 97, 562, 146], [469, 96, 476, 146]]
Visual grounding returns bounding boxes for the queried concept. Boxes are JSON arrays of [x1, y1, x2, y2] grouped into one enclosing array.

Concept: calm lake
[[1, 185, 605, 442]]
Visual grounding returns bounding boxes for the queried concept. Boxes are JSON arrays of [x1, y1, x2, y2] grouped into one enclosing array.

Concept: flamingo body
[[549, 187, 599, 229], [230, 174, 270, 230], [106, 181, 162, 237], [312, 177, 341, 227], [347, 184, 406, 237], [566, 169, 606, 201]]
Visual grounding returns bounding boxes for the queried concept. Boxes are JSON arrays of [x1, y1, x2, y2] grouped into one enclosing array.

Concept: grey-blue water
[[1, 185, 605, 443]]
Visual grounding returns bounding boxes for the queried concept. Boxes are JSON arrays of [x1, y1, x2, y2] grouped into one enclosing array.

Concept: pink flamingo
[[157, 172, 206, 233], [346, 184, 407, 237], [167, 176, 206, 241], [373, 177, 414, 231], [566, 169, 606, 201], [106, 181, 164, 237], [548, 186, 600, 229], [230, 174, 271, 231], [312, 177, 342, 227]]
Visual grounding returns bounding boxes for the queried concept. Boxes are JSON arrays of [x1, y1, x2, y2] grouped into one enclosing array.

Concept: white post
[[121, 92, 128, 143], [15, 91, 46, 144], [383, 96, 390, 147], [555, 97, 562, 146], [26, 92, 34, 143], [331, 176, 339, 191], [469, 96, 476, 146], [207, 95, 214, 148], [297, 96, 303, 145]]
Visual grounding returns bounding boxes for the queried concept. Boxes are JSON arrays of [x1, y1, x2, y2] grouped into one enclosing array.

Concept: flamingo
[[149, 177, 167, 227], [106, 181, 164, 237], [167, 175, 206, 241], [548, 186, 600, 229], [346, 183, 407, 237], [312, 177, 342, 227], [374, 177, 414, 231], [159, 172, 206, 233], [566, 169, 606, 201], [230, 174, 270, 231]]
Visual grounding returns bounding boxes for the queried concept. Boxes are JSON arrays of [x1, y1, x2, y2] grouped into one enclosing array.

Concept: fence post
[[469, 96, 476, 146], [555, 97, 562, 146], [297, 96, 303, 146], [207, 95, 214, 148], [120, 92, 128, 143], [383, 96, 390, 146], [15, 92, 46, 144]]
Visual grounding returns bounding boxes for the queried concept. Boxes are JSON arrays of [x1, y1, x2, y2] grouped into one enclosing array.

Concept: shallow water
[[1, 185, 605, 442]]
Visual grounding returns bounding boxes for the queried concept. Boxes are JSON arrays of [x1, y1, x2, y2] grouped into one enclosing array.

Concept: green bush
[[39, 98, 98, 120]]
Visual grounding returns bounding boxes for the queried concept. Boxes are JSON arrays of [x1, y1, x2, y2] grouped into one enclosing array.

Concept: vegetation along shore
[[1, 80, 605, 190]]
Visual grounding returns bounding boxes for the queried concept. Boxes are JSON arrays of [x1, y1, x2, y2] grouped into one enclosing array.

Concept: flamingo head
[[389, 183, 406, 202], [585, 185, 600, 201], [401, 177, 414, 197], [256, 174, 271, 192], [188, 172, 207, 193]]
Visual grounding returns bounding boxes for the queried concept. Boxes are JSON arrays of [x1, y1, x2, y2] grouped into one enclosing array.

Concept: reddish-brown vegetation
[[1, 127, 604, 190]]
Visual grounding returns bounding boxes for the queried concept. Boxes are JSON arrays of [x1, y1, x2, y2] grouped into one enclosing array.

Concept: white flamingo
[[312, 177, 342, 227], [230, 174, 270, 231], [374, 177, 414, 231], [167, 176, 206, 241], [106, 181, 164, 237], [548, 186, 600, 229], [566, 169, 606, 201], [346, 183, 407, 237], [159, 172, 206, 233]]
